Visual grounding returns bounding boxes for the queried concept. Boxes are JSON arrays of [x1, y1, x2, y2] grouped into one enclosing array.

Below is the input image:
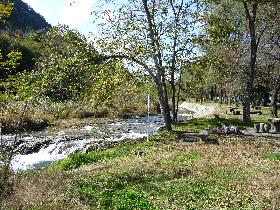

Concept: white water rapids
[[3, 116, 164, 171]]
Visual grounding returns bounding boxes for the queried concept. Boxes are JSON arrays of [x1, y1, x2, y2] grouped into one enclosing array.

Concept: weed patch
[[76, 176, 157, 209], [53, 150, 116, 170]]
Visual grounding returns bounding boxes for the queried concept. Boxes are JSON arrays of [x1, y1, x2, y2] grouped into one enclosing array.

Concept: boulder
[[198, 130, 209, 141]]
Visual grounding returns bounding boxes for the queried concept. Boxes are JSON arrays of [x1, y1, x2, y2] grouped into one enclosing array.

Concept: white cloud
[[58, 0, 96, 27]]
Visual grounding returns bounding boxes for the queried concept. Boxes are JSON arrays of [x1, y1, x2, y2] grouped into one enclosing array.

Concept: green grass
[[71, 156, 266, 210], [161, 151, 200, 167], [52, 150, 117, 170], [267, 153, 280, 161], [175, 117, 247, 132], [51, 140, 158, 170]]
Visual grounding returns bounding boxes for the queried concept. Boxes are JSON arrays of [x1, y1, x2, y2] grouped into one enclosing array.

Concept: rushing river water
[[3, 116, 164, 171]]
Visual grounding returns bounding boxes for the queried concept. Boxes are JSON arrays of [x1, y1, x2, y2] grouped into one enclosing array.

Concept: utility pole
[[147, 93, 150, 141]]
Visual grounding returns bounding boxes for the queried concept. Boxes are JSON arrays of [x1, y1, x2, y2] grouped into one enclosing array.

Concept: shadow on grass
[[175, 118, 251, 132]]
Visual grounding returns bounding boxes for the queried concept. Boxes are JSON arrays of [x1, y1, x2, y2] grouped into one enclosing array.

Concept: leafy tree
[[0, 1, 13, 24], [258, 1, 280, 117], [200, 0, 274, 124], [32, 25, 98, 101], [0, 31, 41, 82], [95, 0, 198, 129], [32, 25, 142, 113], [0, 1, 22, 197]]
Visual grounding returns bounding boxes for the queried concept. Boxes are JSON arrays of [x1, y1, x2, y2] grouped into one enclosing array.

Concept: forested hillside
[[3, 0, 51, 32]]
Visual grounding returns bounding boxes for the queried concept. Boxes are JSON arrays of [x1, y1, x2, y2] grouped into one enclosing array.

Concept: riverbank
[[3, 102, 277, 171]]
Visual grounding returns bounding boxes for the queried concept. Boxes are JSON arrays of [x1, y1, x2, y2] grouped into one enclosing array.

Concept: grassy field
[[1, 117, 280, 209], [215, 105, 274, 123]]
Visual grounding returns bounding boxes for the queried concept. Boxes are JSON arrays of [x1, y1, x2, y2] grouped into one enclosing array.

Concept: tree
[[242, 0, 259, 124], [33, 25, 99, 101], [32, 24, 141, 114], [0, 1, 22, 196], [200, 0, 273, 124], [258, 1, 280, 117], [0, 1, 22, 85], [0, 1, 13, 24], [95, 0, 197, 130]]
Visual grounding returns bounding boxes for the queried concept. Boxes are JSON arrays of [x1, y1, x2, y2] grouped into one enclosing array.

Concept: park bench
[[250, 106, 262, 115], [250, 110, 262, 115], [253, 106, 262, 110], [226, 107, 240, 115]]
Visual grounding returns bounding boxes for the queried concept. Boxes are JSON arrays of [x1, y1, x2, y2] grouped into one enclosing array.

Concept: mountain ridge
[[6, 0, 51, 32]]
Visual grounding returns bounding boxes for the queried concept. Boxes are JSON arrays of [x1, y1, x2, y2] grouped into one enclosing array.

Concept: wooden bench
[[250, 111, 262, 115], [253, 106, 262, 110], [226, 107, 239, 115]]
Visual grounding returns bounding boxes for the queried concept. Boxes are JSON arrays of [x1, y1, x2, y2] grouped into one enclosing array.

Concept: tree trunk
[[157, 85, 172, 130], [263, 91, 270, 106], [175, 71, 182, 123], [200, 90, 204, 103], [154, 78, 172, 130], [226, 96, 229, 105], [270, 87, 279, 117], [234, 94, 239, 107], [242, 2, 258, 125], [243, 89, 251, 124], [210, 86, 214, 101], [214, 84, 217, 101], [220, 89, 223, 104], [142, 0, 172, 130]]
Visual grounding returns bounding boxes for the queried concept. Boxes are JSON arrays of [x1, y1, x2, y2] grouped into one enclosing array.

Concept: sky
[[22, 0, 100, 36]]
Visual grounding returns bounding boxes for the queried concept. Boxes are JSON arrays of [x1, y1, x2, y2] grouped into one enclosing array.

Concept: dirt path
[[178, 102, 218, 119]]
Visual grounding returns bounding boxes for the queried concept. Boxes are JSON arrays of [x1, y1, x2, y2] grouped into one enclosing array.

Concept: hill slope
[[6, 0, 51, 32]]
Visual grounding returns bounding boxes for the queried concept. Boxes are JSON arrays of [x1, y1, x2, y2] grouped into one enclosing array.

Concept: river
[[2, 115, 164, 171]]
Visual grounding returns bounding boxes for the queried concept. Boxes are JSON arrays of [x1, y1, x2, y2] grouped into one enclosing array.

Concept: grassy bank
[[1, 120, 280, 209]]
